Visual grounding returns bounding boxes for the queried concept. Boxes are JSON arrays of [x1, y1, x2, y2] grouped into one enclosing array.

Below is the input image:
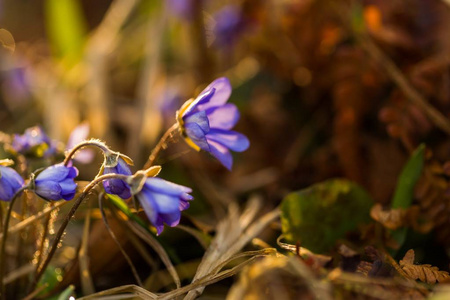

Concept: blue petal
[[184, 122, 210, 151], [207, 140, 233, 170], [206, 129, 249, 152], [183, 111, 210, 133], [179, 199, 190, 211], [205, 103, 240, 130], [0, 166, 25, 190], [36, 166, 69, 182], [66, 166, 79, 178], [154, 217, 165, 235], [103, 178, 131, 199], [116, 158, 132, 175], [153, 193, 180, 214], [138, 190, 158, 224], [182, 88, 216, 117], [159, 210, 181, 227], [61, 191, 76, 200], [181, 193, 193, 201], [116, 188, 132, 200], [59, 178, 77, 193], [196, 78, 232, 111], [144, 178, 192, 196], [35, 181, 62, 200], [0, 181, 14, 201]]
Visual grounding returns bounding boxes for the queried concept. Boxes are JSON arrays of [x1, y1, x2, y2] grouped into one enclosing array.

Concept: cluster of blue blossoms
[[0, 77, 248, 235]]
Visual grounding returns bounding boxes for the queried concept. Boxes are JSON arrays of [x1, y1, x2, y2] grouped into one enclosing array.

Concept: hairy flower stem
[[0, 186, 27, 300], [63, 140, 110, 166], [143, 123, 179, 169], [31, 173, 129, 291]]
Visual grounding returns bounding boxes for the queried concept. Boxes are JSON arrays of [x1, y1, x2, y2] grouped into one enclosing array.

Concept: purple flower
[[212, 5, 245, 48], [177, 77, 249, 170], [167, 0, 194, 21], [66, 123, 94, 164], [12, 126, 55, 157], [102, 157, 132, 199], [34, 164, 78, 201], [135, 177, 193, 235], [0, 166, 25, 201]]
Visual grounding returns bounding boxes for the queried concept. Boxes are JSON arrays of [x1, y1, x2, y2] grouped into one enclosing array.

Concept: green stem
[[31, 173, 129, 290], [143, 123, 179, 169], [0, 186, 27, 300]]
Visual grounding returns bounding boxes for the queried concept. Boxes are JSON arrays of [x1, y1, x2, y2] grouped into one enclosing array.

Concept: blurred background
[[0, 0, 450, 296]]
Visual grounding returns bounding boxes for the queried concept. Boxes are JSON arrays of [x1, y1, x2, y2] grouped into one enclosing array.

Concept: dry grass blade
[[160, 253, 273, 300], [78, 284, 158, 300], [3, 264, 34, 285], [79, 201, 95, 295], [134, 3, 167, 162], [100, 196, 143, 287], [0, 201, 67, 240], [211, 248, 277, 275], [400, 250, 450, 283], [122, 218, 181, 289], [84, 0, 139, 137], [175, 225, 209, 250], [183, 196, 280, 300]]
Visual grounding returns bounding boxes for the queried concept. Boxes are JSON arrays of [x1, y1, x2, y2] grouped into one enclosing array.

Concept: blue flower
[[177, 77, 249, 170], [0, 166, 25, 201], [34, 164, 78, 201], [135, 177, 193, 235], [167, 0, 194, 21], [102, 157, 132, 199], [12, 126, 55, 157], [212, 6, 245, 48], [66, 123, 94, 164]]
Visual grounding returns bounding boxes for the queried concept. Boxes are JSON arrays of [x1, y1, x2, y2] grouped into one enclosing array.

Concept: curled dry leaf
[[400, 250, 450, 284], [370, 204, 433, 233]]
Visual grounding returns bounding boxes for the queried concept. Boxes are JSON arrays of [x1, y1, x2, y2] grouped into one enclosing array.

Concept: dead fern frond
[[415, 155, 450, 245], [399, 250, 450, 284]]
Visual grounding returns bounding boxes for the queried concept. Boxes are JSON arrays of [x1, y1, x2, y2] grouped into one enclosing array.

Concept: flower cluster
[[12, 126, 55, 157], [1, 77, 248, 235]]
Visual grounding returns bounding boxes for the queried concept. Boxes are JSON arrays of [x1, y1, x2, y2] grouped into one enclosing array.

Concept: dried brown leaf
[[370, 203, 407, 230], [370, 204, 433, 233], [400, 250, 450, 283], [356, 261, 373, 277]]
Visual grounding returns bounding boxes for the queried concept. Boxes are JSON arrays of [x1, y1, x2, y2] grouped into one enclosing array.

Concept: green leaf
[[45, 0, 87, 66], [36, 266, 63, 296], [391, 144, 426, 209], [106, 194, 149, 231], [389, 144, 426, 253], [281, 179, 373, 254]]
